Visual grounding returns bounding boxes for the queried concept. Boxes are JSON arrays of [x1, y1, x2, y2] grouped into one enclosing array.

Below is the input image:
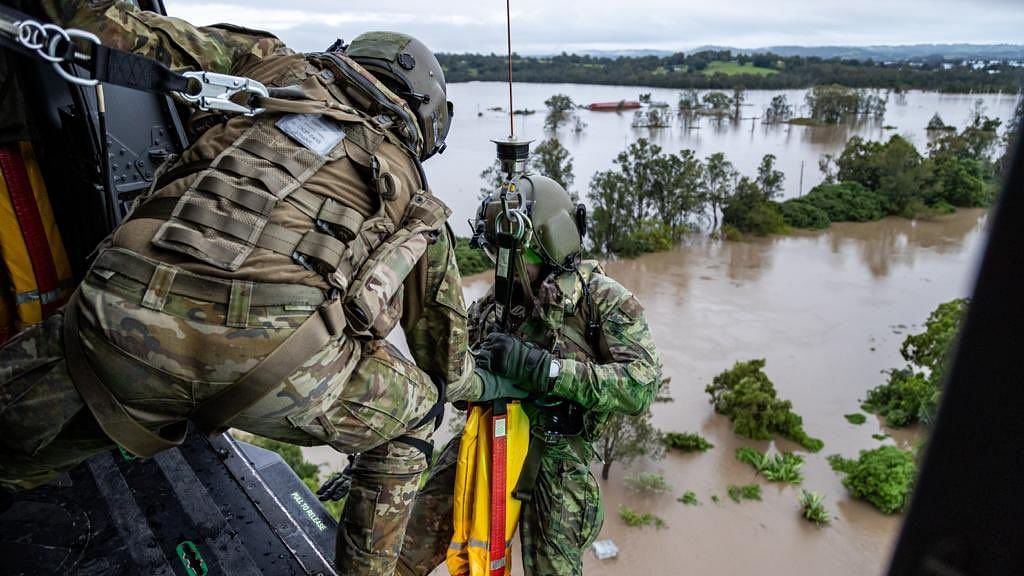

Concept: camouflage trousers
[[397, 431, 604, 576], [0, 269, 440, 575]]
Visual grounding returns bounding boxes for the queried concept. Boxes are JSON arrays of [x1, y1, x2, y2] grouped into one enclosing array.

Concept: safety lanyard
[[0, 3, 267, 116]]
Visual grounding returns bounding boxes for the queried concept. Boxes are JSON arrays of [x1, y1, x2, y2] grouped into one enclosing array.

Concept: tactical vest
[[67, 51, 450, 456]]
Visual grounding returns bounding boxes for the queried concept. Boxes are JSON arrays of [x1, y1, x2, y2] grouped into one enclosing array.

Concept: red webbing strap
[[489, 399, 508, 576], [0, 144, 61, 317]]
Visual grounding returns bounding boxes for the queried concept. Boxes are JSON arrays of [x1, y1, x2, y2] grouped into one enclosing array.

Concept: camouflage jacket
[[468, 262, 662, 439], [37, 0, 473, 394]]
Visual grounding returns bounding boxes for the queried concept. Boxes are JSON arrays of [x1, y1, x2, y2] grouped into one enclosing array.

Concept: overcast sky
[[163, 0, 1022, 54]]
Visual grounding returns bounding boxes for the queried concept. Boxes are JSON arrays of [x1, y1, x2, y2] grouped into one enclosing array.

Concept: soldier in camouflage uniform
[[0, 2, 478, 574], [396, 175, 662, 576]]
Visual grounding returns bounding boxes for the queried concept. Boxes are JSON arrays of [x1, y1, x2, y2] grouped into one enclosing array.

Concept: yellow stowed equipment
[[447, 402, 530, 576]]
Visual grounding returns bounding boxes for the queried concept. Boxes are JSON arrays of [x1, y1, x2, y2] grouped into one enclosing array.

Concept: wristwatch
[[548, 358, 562, 380]]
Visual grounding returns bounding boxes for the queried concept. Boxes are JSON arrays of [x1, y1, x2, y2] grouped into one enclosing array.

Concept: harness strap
[[189, 298, 347, 433], [195, 175, 277, 214], [92, 248, 324, 307], [511, 429, 546, 502], [63, 293, 187, 457], [256, 223, 348, 272]]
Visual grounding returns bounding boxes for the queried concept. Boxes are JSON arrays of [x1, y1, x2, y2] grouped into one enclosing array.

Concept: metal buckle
[[178, 71, 269, 116]]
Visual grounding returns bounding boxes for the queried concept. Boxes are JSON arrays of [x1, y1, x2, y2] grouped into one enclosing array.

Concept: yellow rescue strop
[[0, 141, 72, 344], [447, 402, 530, 576]]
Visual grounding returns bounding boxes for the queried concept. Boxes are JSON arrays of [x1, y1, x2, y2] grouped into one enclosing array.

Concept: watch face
[[549, 359, 561, 379]]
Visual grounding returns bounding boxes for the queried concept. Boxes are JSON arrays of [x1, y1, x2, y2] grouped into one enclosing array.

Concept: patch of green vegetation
[[872, 433, 890, 441], [863, 299, 968, 427], [619, 506, 667, 529], [828, 446, 918, 514], [785, 182, 888, 224], [238, 434, 344, 519], [677, 491, 700, 506], [779, 200, 830, 229], [453, 237, 491, 276], [844, 413, 868, 425], [706, 359, 824, 452], [711, 494, 721, 504], [625, 472, 672, 494], [786, 117, 824, 126], [727, 483, 763, 503], [702, 61, 778, 77], [663, 432, 714, 453], [736, 447, 805, 484], [799, 490, 831, 525]]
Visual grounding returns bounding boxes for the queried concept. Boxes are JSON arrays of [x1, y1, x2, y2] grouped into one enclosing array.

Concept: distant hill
[[567, 45, 1024, 62], [689, 44, 1024, 62]]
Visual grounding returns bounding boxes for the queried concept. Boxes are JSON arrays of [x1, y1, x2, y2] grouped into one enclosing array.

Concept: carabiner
[[178, 71, 269, 116]]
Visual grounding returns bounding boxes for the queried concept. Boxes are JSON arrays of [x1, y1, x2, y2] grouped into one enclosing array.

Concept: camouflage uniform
[[397, 262, 662, 576], [0, 2, 474, 574]]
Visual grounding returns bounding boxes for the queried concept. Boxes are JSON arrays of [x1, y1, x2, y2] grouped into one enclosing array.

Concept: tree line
[[437, 50, 1024, 93]]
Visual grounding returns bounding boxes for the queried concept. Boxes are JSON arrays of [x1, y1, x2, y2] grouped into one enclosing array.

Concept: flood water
[[570, 208, 988, 575], [429, 83, 1017, 230], [300, 83, 1002, 575]]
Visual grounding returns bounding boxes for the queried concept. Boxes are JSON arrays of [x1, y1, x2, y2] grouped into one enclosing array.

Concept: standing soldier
[[0, 2, 478, 573], [397, 175, 663, 576]]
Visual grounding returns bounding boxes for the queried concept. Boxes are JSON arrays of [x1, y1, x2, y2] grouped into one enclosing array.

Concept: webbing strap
[[489, 399, 508, 576], [90, 42, 193, 94], [63, 293, 186, 457], [317, 199, 364, 242], [153, 159, 213, 191], [256, 224, 347, 271], [196, 176, 277, 214], [189, 299, 347, 432], [237, 139, 307, 181], [91, 248, 324, 308], [177, 203, 256, 241], [160, 225, 240, 265], [511, 428, 547, 502]]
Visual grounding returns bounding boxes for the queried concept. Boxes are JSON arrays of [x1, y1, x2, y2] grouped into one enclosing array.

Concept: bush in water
[[706, 359, 824, 452], [828, 446, 918, 514]]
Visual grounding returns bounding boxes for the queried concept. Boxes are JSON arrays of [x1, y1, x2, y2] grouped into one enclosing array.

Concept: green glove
[[477, 333, 554, 395], [474, 367, 530, 402]]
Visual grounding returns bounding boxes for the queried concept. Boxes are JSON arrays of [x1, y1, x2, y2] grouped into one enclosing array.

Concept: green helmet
[[474, 174, 585, 270], [347, 31, 453, 160]]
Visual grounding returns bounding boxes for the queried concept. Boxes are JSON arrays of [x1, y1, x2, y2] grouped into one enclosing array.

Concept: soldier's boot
[[395, 435, 461, 576]]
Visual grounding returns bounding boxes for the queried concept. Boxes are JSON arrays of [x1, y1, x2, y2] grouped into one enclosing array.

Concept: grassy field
[[702, 61, 778, 77]]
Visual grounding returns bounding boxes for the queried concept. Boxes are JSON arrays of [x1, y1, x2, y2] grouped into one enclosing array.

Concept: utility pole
[[799, 161, 805, 197]]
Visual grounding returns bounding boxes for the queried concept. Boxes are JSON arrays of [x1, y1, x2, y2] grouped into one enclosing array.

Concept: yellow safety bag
[[0, 141, 73, 344], [447, 402, 530, 576]]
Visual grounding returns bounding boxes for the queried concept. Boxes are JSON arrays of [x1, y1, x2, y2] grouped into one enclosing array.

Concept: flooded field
[[304, 208, 989, 575], [429, 83, 1017, 229]]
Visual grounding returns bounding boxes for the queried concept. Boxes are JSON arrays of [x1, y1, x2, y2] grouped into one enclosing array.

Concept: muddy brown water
[[303, 208, 988, 575]]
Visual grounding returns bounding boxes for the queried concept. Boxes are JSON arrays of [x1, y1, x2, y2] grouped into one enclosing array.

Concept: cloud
[[164, 0, 1024, 54]]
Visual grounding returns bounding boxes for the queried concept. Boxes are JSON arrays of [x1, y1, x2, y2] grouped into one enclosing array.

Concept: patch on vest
[[276, 114, 346, 156]]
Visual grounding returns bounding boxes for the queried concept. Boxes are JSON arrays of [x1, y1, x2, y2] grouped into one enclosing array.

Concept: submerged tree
[[756, 153, 785, 200], [544, 93, 576, 132], [765, 94, 793, 123], [701, 152, 737, 232]]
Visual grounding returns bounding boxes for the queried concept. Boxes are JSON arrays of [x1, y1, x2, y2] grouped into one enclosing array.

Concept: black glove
[[477, 332, 554, 395], [474, 367, 530, 402]]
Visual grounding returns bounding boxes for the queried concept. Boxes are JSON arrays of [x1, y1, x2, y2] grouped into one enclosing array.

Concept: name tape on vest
[[276, 114, 346, 157]]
